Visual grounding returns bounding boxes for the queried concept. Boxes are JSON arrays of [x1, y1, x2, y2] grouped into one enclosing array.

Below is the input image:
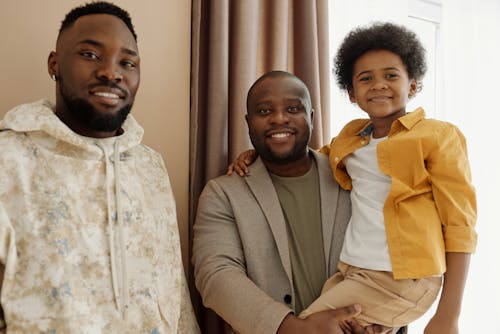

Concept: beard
[[249, 129, 310, 165], [58, 76, 132, 133]]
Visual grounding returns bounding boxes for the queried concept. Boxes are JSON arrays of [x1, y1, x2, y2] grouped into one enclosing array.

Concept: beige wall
[[0, 1, 192, 269]]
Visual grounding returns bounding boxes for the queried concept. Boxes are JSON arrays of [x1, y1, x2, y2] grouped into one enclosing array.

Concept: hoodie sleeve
[[177, 270, 201, 333], [0, 202, 14, 332]]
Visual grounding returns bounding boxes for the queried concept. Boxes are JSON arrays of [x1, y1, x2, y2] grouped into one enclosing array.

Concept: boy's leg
[[298, 262, 348, 318], [299, 262, 441, 328]]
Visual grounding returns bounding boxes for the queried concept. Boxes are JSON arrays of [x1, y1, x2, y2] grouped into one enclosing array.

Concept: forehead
[[354, 49, 406, 72], [250, 76, 308, 104], [57, 14, 137, 53]]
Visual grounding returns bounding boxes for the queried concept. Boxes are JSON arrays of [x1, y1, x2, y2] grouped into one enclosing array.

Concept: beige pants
[[299, 261, 442, 328]]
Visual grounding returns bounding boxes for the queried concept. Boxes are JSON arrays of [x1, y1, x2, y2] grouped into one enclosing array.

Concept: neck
[[370, 109, 406, 138], [262, 150, 313, 177]]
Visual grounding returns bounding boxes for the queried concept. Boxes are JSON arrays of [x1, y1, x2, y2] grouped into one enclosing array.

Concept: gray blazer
[[192, 150, 351, 334]]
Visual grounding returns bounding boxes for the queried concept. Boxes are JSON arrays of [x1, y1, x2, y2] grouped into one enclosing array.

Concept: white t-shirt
[[339, 134, 393, 271]]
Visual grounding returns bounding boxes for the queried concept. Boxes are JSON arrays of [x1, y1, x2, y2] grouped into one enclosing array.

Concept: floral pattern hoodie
[[0, 100, 199, 333]]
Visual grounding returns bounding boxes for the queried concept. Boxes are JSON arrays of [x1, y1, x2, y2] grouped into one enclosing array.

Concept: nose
[[371, 79, 388, 90], [96, 59, 123, 82], [270, 109, 290, 124]]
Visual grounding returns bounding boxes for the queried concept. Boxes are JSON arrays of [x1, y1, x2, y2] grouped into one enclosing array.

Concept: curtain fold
[[190, 1, 331, 332]]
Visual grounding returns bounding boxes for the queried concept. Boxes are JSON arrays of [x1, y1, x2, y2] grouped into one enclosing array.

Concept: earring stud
[[51, 74, 57, 81]]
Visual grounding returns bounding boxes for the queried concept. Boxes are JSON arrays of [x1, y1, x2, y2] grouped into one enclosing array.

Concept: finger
[[227, 163, 235, 175], [235, 161, 249, 176], [340, 320, 353, 334], [370, 324, 390, 334], [330, 304, 362, 321], [233, 164, 244, 176], [348, 319, 367, 334]]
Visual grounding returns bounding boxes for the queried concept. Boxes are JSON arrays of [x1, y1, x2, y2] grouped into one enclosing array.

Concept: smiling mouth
[[369, 96, 391, 102], [90, 91, 123, 107], [93, 91, 120, 99], [270, 132, 291, 138], [266, 131, 295, 143]]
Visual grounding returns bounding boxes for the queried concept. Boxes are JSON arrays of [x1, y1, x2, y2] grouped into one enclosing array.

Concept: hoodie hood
[[0, 99, 144, 158]]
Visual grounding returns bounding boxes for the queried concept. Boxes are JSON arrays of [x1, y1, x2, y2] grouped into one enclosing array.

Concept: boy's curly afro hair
[[334, 22, 426, 92]]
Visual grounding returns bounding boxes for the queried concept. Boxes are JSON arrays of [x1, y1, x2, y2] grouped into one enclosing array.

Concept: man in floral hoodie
[[0, 2, 199, 333]]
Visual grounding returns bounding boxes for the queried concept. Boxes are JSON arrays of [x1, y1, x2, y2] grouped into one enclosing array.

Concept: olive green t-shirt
[[270, 161, 326, 314]]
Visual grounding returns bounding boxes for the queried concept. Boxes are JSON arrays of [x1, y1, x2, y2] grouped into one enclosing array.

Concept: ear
[[408, 79, 418, 98], [47, 51, 58, 80], [245, 113, 251, 130], [348, 89, 356, 103], [310, 108, 315, 129]]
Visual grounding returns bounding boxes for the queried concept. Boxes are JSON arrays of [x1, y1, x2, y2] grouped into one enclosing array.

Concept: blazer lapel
[[312, 150, 338, 274], [244, 158, 293, 284]]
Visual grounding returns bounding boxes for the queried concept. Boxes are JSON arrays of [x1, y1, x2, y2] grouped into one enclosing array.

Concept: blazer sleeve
[[192, 179, 292, 334]]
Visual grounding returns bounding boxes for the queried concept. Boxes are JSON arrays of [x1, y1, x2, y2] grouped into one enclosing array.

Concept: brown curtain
[[189, 0, 331, 332]]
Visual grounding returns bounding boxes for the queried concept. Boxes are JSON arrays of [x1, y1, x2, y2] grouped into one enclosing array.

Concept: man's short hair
[[59, 1, 137, 41], [246, 70, 311, 112]]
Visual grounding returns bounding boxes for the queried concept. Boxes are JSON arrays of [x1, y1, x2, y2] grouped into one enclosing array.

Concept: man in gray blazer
[[193, 71, 389, 334]]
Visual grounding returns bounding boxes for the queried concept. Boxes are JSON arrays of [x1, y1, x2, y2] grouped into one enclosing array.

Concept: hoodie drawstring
[[99, 140, 129, 319], [114, 140, 129, 319]]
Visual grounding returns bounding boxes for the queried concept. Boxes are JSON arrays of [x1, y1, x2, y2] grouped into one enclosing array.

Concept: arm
[[177, 270, 201, 334], [192, 180, 292, 334], [425, 124, 477, 333], [425, 252, 470, 334], [0, 202, 12, 333]]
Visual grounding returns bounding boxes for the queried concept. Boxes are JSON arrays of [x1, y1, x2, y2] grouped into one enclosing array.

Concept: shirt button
[[334, 157, 340, 162], [283, 294, 292, 304], [361, 140, 366, 145]]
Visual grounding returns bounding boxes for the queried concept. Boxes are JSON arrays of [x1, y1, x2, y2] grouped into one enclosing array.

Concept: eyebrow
[[77, 39, 138, 56], [356, 67, 401, 77]]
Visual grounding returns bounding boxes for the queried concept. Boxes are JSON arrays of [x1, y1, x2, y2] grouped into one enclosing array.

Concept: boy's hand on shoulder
[[227, 149, 257, 176]]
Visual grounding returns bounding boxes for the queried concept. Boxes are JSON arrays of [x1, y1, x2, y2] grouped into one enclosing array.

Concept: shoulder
[[202, 173, 250, 198], [415, 118, 465, 138], [0, 130, 31, 160], [311, 149, 332, 170]]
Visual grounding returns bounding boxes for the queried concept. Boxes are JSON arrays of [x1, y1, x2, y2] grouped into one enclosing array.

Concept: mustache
[[89, 81, 128, 97]]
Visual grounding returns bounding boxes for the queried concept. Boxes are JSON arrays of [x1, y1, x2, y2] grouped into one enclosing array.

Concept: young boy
[[230, 22, 477, 334]]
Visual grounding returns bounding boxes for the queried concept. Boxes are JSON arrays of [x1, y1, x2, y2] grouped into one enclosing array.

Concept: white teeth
[[94, 92, 119, 99], [271, 133, 291, 138]]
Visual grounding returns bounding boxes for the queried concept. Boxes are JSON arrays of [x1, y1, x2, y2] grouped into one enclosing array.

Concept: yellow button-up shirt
[[321, 108, 477, 279]]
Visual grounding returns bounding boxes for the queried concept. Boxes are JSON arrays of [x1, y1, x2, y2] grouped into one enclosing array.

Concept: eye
[[258, 108, 271, 115], [287, 105, 301, 113], [80, 51, 99, 60], [386, 73, 399, 79], [359, 75, 371, 82], [121, 60, 137, 68]]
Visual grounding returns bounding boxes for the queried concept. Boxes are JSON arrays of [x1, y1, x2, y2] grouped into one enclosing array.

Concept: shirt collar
[[358, 107, 426, 136], [398, 107, 426, 130]]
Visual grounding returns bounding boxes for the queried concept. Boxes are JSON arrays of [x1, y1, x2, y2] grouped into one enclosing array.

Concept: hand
[[277, 304, 386, 334], [424, 313, 459, 334], [226, 149, 258, 176]]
